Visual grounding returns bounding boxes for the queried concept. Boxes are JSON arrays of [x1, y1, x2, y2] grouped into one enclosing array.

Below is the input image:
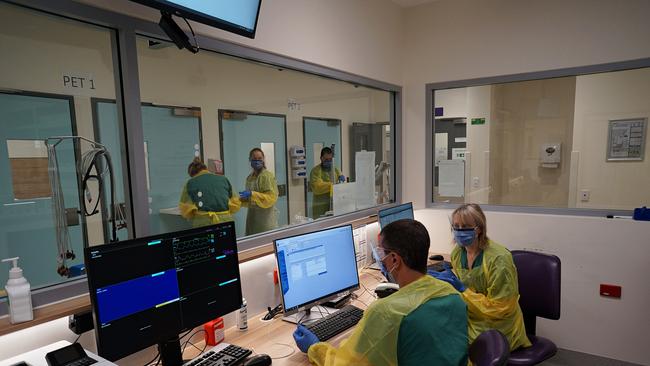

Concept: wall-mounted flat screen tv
[[132, 0, 262, 39]]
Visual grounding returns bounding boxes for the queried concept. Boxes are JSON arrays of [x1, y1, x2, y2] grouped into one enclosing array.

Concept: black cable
[[73, 333, 82, 344], [181, 329, 206, 354], [182, 17, 200, 53], [80, 149, 118, 242]]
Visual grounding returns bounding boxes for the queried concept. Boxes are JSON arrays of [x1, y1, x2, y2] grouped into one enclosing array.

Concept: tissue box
[[633, 206, 650, 221]]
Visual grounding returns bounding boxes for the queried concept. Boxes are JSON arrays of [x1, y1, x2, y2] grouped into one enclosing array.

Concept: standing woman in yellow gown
[[178, 157, 240, 227], [430, 203, 531, 351], [239, 148, 279, 235]]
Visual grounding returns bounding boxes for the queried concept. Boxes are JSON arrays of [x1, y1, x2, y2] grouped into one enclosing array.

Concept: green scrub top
[[308, 164, 341, 219], [185, 171, 232, 212], [397, 294, 469, 366], [244, 169, 279, 235]]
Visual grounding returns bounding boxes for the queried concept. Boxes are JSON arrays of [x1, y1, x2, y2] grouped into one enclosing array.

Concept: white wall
[[402, 0, 650, 364], [401, 0, 650, 209], [571, 68, 650, 209], [76, 0, 404, 86], [416, 208, 650, 365]]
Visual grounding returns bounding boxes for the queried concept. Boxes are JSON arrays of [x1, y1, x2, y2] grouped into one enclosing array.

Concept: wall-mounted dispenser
[[540, 143, 561, 168]]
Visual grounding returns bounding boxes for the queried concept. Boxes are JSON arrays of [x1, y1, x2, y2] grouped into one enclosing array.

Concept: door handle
[[65, 207, 80, 226], [278, 184, 287, 197]]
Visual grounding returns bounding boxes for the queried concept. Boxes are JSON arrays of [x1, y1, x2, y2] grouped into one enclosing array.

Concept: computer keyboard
[[183, 343, 252, 366], [305, 304, 364, 341], [65, 356, 97, 366]]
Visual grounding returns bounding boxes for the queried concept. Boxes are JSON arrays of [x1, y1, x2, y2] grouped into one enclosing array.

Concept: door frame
[[301, 116, 343, 216], [1, 89, 89, 251], [218, 109, 290, 226], [91, 98, 204, 243]]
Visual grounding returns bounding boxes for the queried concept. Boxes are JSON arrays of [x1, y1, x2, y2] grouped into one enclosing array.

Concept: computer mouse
[[243, 354, 272, 366], [375, 282, 399, 298], [429, 254, 444, 261]]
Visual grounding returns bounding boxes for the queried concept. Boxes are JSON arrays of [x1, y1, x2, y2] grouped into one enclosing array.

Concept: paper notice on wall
[[355, 151, 376, 209], [435, 133, 448, 166], [353, 225, 368, 265], [438, 159, 465, 197], [333, 182, 357, 215]]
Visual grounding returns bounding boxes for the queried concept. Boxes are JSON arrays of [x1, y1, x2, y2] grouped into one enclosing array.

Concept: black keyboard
[[184, 344, 252, 366], [305, 304, 364, 341], [65, 357, 97, 366]]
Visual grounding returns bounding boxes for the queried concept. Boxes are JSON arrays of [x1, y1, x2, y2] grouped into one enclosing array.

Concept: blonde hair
[[451, 203, 489, 249], [187, 157, 207, 177]]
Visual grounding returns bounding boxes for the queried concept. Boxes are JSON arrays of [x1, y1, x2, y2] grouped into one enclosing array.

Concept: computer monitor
[[378, 202, 414, 229], [132, 0, 263, 39], [84, 222, 242, 365], [274, 225, 359, 320]]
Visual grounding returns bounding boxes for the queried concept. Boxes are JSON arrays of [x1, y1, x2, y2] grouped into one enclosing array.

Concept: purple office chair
[[470, 329, 510, 366], [508, 250, 561, 365]]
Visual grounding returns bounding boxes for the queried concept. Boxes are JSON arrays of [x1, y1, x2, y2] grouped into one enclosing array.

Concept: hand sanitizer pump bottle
[[2, 257, 34, 324]]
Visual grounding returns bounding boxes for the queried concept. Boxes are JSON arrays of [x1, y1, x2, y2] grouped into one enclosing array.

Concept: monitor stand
[[158, 335, 185, 366], [282, 305, 338, 324]]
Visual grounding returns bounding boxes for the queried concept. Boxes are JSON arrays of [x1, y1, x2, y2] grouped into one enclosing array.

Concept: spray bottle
[[2, 257, 34, 323]]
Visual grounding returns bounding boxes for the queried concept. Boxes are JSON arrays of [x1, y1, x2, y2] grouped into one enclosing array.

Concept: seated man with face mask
[[293, 219, 468, 366]]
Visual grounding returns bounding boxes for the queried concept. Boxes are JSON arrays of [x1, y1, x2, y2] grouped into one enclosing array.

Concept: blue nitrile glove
[[428, 269, 444, 278], [293, 324, 319, 353], [239, 190, 252, 200], [429, 263, 465, 292], [338, 175, 346, 183]]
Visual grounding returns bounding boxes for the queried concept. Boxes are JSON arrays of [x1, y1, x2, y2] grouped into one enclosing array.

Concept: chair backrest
[[469, 329, 510, 366], [511, 250, 561, 324]]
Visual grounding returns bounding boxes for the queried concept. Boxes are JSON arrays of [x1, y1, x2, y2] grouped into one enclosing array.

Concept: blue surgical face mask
[[321, 160, 332, 170], [453, 228, 476, 247], [372, 246, 396, 283], [250, 159, 264, 170]]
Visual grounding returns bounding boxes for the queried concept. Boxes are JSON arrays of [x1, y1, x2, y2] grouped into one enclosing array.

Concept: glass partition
[[0, 3, 125, 292], [432, 67, 650, 210], [136, 36, 394, 239]]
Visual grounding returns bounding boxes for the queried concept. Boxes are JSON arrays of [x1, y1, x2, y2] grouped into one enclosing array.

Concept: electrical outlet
[[472, 177, 480, 188], [580, 190, 590, 202]]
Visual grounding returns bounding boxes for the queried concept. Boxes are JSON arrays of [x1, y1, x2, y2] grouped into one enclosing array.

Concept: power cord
[[262, 304, 283, 320], [182, 17, 200, 53]]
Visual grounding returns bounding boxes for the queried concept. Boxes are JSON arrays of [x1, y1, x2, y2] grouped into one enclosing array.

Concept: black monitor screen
[[274, 225, 359, 314], [378, 202, 414, 229], [132, 0, 262, 39], [85, 222, 242, 362]]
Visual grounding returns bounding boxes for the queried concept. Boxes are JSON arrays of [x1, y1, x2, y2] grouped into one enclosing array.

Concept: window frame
[[1, 0, 402, 318], [425, 57, 650, 216]]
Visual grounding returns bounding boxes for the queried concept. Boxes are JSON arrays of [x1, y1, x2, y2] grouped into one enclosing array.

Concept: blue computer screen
[[275, 225, 359, 312], [378, 202, 414, 229], [165, 0, 260, 31]]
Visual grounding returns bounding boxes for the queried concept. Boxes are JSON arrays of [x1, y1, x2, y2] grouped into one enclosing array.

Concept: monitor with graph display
[[85, 222, 242, 363]]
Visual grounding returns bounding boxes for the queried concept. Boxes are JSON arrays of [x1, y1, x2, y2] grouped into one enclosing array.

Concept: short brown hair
[[188, 157, 207, 177], [451, 203, 489, 249]]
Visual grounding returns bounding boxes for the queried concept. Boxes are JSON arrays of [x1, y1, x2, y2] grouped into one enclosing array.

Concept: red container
[[204, 317, 225, 346]]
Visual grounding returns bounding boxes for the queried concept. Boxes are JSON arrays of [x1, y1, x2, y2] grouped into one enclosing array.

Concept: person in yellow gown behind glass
[[239, 148, 279, 235], [293, 219, 468, 366], [309, 147, 345, 219], [429, 203, 531, 351], [178, 157, 240, 227]]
